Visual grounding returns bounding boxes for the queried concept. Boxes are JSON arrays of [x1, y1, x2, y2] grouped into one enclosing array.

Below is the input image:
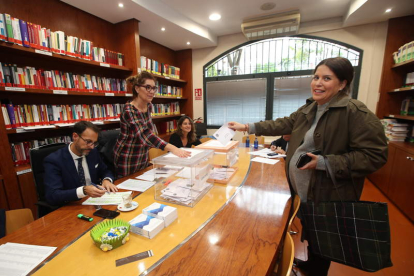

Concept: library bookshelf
[[0, 0, 193, 217], [369, 15, 414, 222]]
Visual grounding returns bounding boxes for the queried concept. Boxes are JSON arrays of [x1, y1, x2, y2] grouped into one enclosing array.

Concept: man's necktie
[[77, 157, 86, 186]]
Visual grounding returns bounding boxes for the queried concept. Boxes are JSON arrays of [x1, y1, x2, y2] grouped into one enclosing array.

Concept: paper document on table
[[117, 179, 155, 192], [248, 148, 286, 158], [135, 168, 176, 181], [82, 191, 132, 205], [0, 242, 57, 276], [163, 148, 204, 159], [209, 167, 235, 180], [204, 140, 232, 147], [251, 157, 280, 165], [213, 124, 235, 145]]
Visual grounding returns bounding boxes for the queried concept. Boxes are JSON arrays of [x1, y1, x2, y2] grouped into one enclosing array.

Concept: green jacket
[[254, 93, 387, 204]]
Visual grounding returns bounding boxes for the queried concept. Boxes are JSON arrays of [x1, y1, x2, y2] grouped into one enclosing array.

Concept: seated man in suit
[[44, 121, 118, 206], [270, 134, 291, 155]]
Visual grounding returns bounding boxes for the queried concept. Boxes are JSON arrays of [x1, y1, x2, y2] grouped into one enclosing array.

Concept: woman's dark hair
[[314, 57, 354, 95], [73, 121, 100, 135], [126, 71, 156, 98], [175, 116, 197, 144]]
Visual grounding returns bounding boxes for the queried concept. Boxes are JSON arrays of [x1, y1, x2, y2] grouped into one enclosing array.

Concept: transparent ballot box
[[195, 140, 239, 184], [152, 148, 214, 207]]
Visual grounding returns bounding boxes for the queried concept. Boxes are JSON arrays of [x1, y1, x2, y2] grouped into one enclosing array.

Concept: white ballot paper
[[248, 148, 286, 159], [0, 242, 57, 276], [213, 124, 235, 145], [135, 168, 176, 181], [251, 157, 280, 165], [82, 191, 132, 205], [117, 179, 155, 192], [163, 148, 204, 159]]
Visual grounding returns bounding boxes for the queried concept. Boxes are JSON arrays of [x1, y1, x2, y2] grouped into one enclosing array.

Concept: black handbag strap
[[323, 156, 359, 202]]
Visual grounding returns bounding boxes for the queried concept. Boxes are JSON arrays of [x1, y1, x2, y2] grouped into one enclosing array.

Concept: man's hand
[[84, 185, 106, 197], [227, 121, 247, 131], [102, 179, 118, 193], [270, 145, 277, 151]]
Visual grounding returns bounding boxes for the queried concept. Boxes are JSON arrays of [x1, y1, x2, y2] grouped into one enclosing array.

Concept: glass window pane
[[273, 76, 313, 119], [206, 78, 267, 125]]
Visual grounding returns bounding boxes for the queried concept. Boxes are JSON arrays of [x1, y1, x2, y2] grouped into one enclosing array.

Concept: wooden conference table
[[0, 148, 292, 276]]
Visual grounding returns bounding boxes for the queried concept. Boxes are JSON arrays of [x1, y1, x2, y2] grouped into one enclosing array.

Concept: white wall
[[192, 21, 388, 130]]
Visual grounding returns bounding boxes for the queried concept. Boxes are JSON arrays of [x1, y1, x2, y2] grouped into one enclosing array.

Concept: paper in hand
[[213, 124, 235, 145]]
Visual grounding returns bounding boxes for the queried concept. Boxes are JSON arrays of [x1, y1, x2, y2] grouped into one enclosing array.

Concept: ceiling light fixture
[[118, 3, 124, 8], [260, 2, 276, 11], [186, 42, 191, 45], [385, 8, 392, 13], [209, 13, 221, 21], [161, 27, 165, 31]]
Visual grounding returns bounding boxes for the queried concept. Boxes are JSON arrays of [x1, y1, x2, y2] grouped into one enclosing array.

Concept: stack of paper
[[209, 167, 236, 181], [135, 168, 177, 182], [0, 243, 57, 276], [381, 119, 409, 141], [248, 148, 286, 159], [117, 179, 155, 192], [160, 178, 210, 205], [82, 191, 132, 205]]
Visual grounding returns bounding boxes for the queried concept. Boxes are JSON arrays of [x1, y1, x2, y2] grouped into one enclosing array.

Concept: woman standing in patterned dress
[[114, 71, 190, 178]]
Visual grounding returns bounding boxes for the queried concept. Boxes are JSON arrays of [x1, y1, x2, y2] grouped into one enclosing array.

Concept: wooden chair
[[288, 194, 301, 235], [242, 134, 265, 145], [149, 148, 166, 161], [5, 208, 34, 235], [274, 233, 295, 276]]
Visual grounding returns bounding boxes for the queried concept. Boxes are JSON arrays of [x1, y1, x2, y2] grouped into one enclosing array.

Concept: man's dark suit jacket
[[44, 145, 114, 206]]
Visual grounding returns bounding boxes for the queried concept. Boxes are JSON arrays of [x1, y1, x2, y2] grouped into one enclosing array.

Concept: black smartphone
[[296, 150, 321, 168], [93, 208, 120, 219], [267, 152, 279, 156]]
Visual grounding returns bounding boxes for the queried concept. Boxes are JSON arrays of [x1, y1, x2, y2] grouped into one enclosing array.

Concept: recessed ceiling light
[[260, 2, 276, 11], [161, 27, 166, 31], [209, 13, 221, 21], [186, 42, 191, 45], [385, 8, 392, 13], [118, 3, 124, 8]]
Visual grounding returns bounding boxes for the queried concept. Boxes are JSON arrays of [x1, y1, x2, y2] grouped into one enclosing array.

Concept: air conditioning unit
[[241, 11, 300, 40]]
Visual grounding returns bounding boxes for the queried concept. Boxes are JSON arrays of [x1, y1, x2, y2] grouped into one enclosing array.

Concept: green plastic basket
[[90, 219, 131, 252]]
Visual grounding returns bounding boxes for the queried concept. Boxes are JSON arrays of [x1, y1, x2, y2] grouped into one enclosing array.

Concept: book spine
[[0, 14, 7, 41], [4, 14, 14, 43]]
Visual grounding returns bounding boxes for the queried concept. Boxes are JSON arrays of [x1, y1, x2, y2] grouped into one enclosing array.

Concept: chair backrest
[[275, 233, 295, 276], [195, 123, 207, 138], [149, 148, 166, 161], [288, 194, 301, 232], [97, 129, 120, 177], [242, 134, 265, 145], [29, 143, 67, 202], [199, 137, 212, 143], [5, 208, 34, 235]]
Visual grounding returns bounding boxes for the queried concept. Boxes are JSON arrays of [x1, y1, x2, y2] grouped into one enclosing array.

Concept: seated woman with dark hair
[[169, 116, 202, 148]]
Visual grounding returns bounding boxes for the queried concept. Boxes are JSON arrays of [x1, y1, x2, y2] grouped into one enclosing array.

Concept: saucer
[[118, 201, 139, 212]]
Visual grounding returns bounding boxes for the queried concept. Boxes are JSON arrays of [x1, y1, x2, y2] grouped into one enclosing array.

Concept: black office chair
[[29, 143, 67, 218], [195, 123, 207, 138], [97, 129, 120, 179]]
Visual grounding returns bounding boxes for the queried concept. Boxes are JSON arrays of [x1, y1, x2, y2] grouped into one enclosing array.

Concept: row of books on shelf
[[156, 120, 178, 135], [152, 102, 180, 117], [381, 119, 414, 142], [402, 72, 414, 88], [0, 62, 128, 93], [0, 12, 125, 66], [11, 136, 71, 166], [393, 41, 414, 64], [1, 102, 124, 129], [155, 82, 183, 97], [400, 97, 414, 116], [140, 56, 180, 79]]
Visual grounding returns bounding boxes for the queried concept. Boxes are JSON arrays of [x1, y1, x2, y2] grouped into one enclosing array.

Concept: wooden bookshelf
[[369, 15, 414, 222], [0, 87, 133, 97]]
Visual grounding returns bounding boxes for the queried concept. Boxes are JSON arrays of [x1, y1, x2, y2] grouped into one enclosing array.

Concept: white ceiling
[[62, 0, 414, 51]]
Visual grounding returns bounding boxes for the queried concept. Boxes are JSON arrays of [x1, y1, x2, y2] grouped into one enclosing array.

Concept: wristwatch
[[83, 186, 87, 196]]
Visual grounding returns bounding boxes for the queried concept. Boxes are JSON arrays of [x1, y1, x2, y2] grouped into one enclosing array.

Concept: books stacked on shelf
[[381, 119, 411, 142], [151, 102, 180, 117], [400, 97, 414, 116], [403, 72, 414, 88], [0, 12, 125, 66], [140, 56, 180, 79], [155, 82, 182, 97], [158, 119, 178, 134], [1, 101, 124, 129], [393, 41, 414, 64], [0, 62, 127, 93], [11, 135, 71, 166]]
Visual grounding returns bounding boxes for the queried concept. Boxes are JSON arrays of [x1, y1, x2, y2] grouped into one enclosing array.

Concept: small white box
[[143, 203, 178, 227], [129, 214, 164, 239]]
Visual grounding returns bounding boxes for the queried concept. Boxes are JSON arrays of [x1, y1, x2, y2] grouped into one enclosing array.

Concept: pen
[[92, 183, 108, 193]]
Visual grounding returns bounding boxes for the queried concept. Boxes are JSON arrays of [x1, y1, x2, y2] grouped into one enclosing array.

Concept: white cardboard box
[[143, 203, 178, 227], [129, 214, 164, 239]]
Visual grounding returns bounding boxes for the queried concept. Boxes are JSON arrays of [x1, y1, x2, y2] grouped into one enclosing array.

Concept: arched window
[[204, 36, 362, 127]]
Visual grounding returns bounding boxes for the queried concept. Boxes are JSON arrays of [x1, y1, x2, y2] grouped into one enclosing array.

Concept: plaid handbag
[[300, 156, 392, 272]]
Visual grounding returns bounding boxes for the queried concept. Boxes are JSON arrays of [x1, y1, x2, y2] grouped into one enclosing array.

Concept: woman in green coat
[[229, 57, 387, 276]]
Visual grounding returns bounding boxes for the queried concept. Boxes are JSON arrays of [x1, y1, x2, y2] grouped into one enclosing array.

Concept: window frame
[[203, 35, 363, 128]]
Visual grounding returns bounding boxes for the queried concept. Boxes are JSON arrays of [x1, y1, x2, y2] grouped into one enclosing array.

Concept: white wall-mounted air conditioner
[[241, 11, 300, 40]]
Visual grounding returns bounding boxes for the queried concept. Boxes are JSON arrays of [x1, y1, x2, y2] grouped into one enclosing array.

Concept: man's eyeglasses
[[138, 85, 158, 93], [79, 136, 99, 147]]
